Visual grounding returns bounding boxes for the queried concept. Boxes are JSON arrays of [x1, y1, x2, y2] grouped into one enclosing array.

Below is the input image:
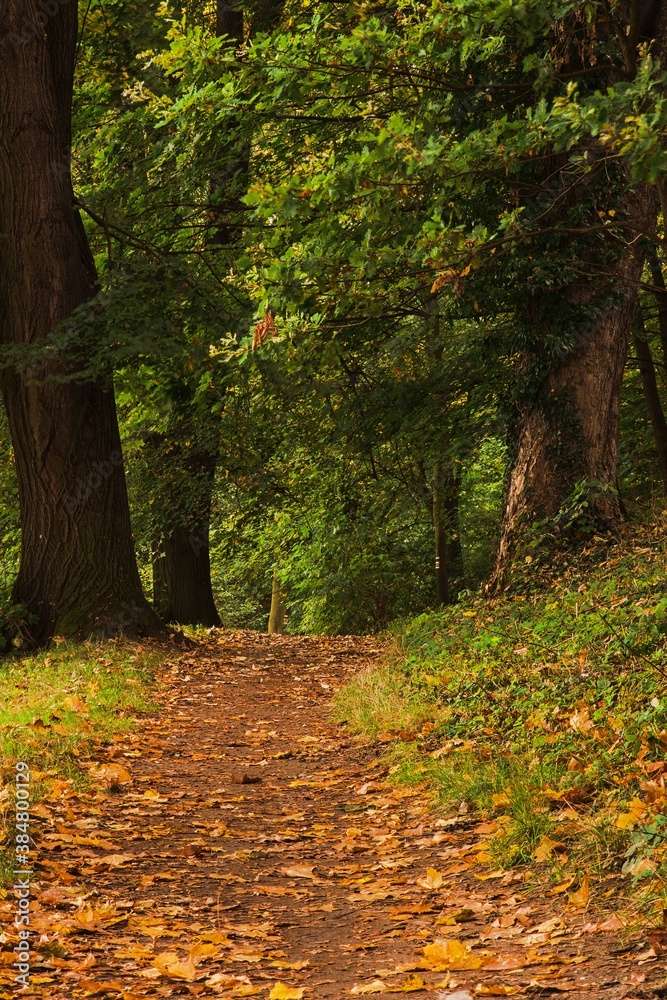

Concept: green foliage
[[338, 520, 667, 887], [0, 641, 161, 881]]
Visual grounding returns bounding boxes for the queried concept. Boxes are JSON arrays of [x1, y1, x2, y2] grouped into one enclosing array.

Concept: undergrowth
[[335, 519, 667, 920], [0, 641, 162, 884]]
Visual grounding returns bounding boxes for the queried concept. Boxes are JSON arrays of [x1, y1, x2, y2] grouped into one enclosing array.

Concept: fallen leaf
[[534, 836, 563, 863], [153, 952, 199, 981], [63, 694, 87, 712], [89, 762, 132, 787], [474, 985, 520, 996], [420, 940, 484, 972], [350, 982, 387, 996], [417, 867, 444, 890], [388, 975, 426, 992], [280, 864, 316, 879], [268, 984, 305, 999], [568, 875, 590, 909]]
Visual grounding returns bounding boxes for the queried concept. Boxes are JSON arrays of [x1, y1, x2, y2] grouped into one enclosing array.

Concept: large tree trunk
[[151, 447, 221, 627], [0, 0, 160, 644], [153, 525, 220, 627], [489, 190, 653, 589], [147, 0, 284, 627]]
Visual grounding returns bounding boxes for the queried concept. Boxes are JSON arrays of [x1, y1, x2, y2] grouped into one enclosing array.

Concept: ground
[[1, 632, 666, 999]]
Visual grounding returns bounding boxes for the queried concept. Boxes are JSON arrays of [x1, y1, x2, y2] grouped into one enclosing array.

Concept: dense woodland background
[[3, 0, 667, 644]]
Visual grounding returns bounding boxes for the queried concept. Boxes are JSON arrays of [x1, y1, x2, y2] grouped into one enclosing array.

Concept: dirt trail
[[1, 633, 664, 999]]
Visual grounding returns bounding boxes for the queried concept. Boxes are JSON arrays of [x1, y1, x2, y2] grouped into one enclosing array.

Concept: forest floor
[[1, 632, 666, 1000]]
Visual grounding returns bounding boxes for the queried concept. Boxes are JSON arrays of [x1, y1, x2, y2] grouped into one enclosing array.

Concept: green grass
[[335, 519, 667, 917], [0, 640, 162, 882]]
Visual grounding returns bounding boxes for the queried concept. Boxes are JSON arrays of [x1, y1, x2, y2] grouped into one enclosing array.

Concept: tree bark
[[647, 247, 667, 370], [0, 0, 161, 644], [633, 318, 667, 494], [433, 462, 450, 606], [489, 187, 654, 589], [153, 526, 220, 627], [151, 446, 221, 627], [444, 462, 463, 580], [146, 0, 284, 627], [268, 567, 285, 634]]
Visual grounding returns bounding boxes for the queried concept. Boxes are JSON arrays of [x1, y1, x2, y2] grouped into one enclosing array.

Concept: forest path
[[9, 632, 664, 999]]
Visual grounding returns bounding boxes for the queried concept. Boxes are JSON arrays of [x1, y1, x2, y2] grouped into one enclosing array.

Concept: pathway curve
[[1, 632, 664, 999]]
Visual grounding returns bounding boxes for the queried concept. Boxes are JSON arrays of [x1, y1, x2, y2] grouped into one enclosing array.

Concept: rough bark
[[0, 0, 161, 644], [268, 568, 285, 634], [633, 321, 667, 493], [489, 188, 654, 589], [147, 0, 285, 627]]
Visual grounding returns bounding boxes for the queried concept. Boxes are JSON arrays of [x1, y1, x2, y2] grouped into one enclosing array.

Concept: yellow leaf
[[89, 762, 132, 787], [568, 875, 590, 909], [616, 797, 646, 830], [153, 953, 198, 981], [388, 975, 426, 993], [420, 939, 483, 972], [416, 867, 443, 890], [475, 985, 519, 996], [534, 835, 563, 863], [189, 942, 220, 958], [268, 984, 305, 1000], [63, 694, 87, 712], [491, 792, 510, 807], [350, 982, 387, 996], [549, 875, 575, 895], [270, 960, 310, 970]]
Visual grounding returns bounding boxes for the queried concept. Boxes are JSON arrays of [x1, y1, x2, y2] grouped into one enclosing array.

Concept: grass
[[335, 518, 667, 921], [0, 640, 162, 883]]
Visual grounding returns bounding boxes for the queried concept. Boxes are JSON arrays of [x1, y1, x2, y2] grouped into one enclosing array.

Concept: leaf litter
[[0, 631, 664, 997]]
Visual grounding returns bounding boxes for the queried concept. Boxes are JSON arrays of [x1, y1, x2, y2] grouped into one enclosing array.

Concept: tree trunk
[[489, 187, 654, 589], [633, 319, 667, 494], [0, 0, 161, 644], [150, 444, 221, 627], [444, 463, 463, 580], [433, 462, 450, 606], [647, 247, 667, 370], [154, 524, 220, 627], [268, 568, 285, 634]]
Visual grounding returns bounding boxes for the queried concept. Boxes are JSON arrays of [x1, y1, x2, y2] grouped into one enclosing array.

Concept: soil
[[2, 632, 666, 999]]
